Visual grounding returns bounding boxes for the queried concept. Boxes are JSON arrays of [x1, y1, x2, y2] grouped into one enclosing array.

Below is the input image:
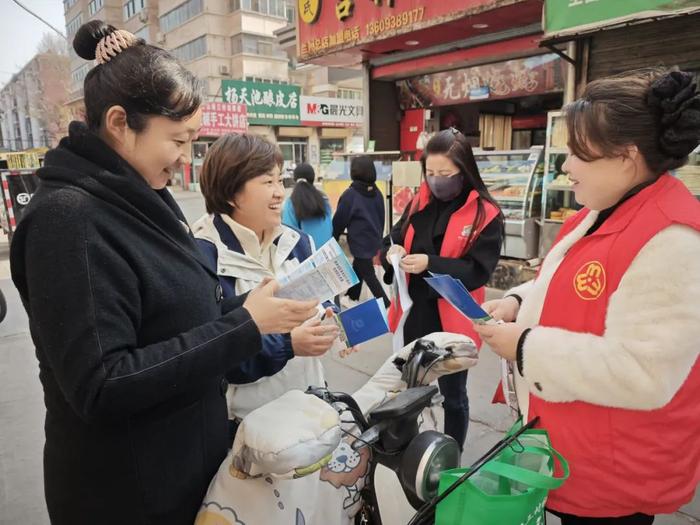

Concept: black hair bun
[[73, 20, 118, 61], [648, 70, 700, 159]]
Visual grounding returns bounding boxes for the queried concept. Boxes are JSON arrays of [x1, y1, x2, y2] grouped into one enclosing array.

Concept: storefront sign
[[298, 0, 492, 61], [545, 0, 700, 37], [300, 95, 364, 127], [199, 102, 248, 137], [397, 54, 565, 109], [222, 80, 301, 125]]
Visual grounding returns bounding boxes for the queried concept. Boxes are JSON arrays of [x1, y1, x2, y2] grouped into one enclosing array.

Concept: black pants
[[438, 369, 469, 450], [550, 511, 655, 524], [347, 257, 390, 307]]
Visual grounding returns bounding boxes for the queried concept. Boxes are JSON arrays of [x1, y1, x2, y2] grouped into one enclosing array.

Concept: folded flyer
[[424, 273, 495, 325], [324, 298, 390, 348], [275, 238, 359, 304]]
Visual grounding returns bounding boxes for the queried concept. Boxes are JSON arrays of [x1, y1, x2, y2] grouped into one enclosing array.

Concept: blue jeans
[[438, 369, 469, 450]]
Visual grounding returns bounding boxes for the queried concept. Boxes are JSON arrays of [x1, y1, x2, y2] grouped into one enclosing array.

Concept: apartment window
[[232, 34, 277, 56], [25, 116, 34, 146], [12, 110, 21, 139], [160, 0, 203, 33], [71, 64, 90, 85], [337, 89, 361, 100], [134, 25, 150, 42], [230, 0, 289, 17], [171, 35, 207, 63], [123, 0, 146, 20], [66, 13, 83, 36], [88, 0, 104, 16], [63, 0, 77, 12]]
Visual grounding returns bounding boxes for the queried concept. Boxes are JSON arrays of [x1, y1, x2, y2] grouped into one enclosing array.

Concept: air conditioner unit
[[156, 32, 165, 44], [138, 11, 148, 23], [218, 65, 230, 76]]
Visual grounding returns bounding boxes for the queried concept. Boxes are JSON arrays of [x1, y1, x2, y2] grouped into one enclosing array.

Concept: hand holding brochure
[[275, 238, 359, 304], [324, 298, 390, 349], [424, 272, 496, 325]]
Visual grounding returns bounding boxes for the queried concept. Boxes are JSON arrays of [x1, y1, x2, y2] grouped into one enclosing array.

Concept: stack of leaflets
[[275, 238, 359, 304]]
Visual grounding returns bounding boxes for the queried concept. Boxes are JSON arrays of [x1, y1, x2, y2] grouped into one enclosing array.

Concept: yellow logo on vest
[[299, 0, 321, 24], [574, 261, 606, 301]]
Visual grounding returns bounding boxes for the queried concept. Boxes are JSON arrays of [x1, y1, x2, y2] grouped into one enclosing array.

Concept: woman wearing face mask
[[193, 134, 339, 426], [380, 129, 504, 450], [476, 69, 700, 524], [9, 21, 318, 525]]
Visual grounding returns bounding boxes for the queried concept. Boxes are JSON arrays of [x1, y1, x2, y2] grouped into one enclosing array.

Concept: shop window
[[278, 138, 308, 172], [320, 138, 345, 168]]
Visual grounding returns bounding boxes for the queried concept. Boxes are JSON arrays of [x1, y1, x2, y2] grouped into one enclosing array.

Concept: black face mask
[[426, 174, 464, 201]]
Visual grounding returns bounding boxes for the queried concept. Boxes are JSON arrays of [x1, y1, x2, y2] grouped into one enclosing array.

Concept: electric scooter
[[307, 339, 538, 525]]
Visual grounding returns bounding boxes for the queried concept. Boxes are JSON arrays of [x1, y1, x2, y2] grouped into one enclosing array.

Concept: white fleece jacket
[[509, 210, 700, 419]]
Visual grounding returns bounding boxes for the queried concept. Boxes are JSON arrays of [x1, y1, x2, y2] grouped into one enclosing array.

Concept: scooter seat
[[230, 389, 342, 479]]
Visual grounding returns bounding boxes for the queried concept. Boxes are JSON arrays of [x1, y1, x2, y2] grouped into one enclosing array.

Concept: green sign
[[545, 0, 700, 35], [222, 80, 301, 125]]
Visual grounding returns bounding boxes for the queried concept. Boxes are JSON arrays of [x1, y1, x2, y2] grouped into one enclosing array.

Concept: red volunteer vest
[[531, 175, 700, 517], [387, 183, 500, 347]]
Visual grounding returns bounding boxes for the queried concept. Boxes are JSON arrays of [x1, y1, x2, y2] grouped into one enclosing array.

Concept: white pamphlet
[[276, 238, 359, 304], [389, 252, 413, 353]]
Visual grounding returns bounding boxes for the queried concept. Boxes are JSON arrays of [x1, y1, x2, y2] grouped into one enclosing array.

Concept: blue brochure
[[424, 273, 495, 325], [331, 298, 390, 347]]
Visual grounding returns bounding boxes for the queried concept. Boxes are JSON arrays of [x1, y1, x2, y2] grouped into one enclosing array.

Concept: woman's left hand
[[473, 322, 527, 362], [400, 254, 429, 274]]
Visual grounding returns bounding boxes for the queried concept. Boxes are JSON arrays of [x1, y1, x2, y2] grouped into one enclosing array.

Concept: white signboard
[[300, 96, 364, 127]]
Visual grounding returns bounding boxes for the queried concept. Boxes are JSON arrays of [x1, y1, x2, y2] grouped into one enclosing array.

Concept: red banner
[[397, 54, 566, 109], [199, 102, 248, 137], [297, 0, 497, 61]]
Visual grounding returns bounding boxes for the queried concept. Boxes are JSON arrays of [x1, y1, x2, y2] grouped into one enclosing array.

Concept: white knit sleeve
[[520, 225, 700, 410]]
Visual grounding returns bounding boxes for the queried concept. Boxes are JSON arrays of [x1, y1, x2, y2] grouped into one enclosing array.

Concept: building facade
[[0, 53, 71, 151]]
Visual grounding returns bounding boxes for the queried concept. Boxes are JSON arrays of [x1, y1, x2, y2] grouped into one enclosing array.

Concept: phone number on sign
[[365, 7, 425, 36]]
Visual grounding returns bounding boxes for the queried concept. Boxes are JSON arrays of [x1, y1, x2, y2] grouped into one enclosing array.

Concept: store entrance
[[278, 139, 308, 175]]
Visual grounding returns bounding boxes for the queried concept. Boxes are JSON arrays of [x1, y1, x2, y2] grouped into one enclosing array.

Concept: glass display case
[[474, 146, 544, 260], [540, 111, 583, 256]]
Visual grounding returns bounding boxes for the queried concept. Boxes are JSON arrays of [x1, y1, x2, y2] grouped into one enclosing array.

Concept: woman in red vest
[[476, 68, 700, 524], [380, 129, 504, 449]]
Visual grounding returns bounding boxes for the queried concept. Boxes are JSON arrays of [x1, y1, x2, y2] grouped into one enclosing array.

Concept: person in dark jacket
[[380, 129, 504, 449], [332, 155, 390, 307], [9, 21, 317, 525]]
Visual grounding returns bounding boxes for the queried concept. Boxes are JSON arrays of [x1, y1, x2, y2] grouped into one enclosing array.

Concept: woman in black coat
[[9, 21, 316, 525]]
